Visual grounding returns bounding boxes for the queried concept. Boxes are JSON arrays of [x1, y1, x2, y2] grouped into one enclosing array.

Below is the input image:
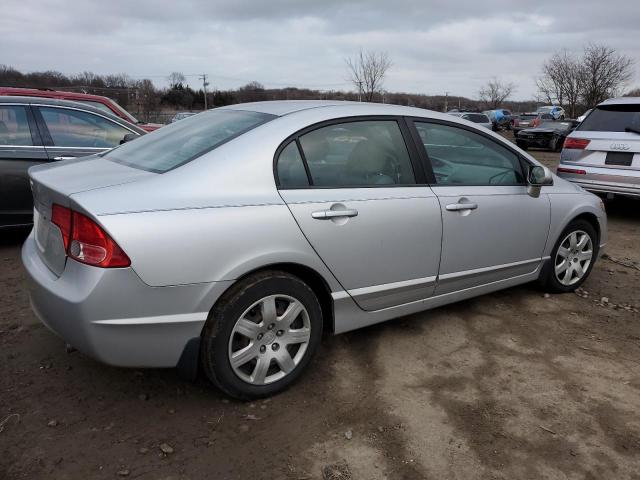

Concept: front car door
[[32, 105, 137, 160], [276, 118, 442, 311], [0, 103, 47, 226], [409, 119, 550, 294]]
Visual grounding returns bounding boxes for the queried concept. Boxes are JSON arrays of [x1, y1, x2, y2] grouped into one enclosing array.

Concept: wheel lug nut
[[267, 323, 275, 330], [257, 333, 263, 340], [271, 343, 279, 351], [259, 345, 266, 353], [276, 330, 284, 337]]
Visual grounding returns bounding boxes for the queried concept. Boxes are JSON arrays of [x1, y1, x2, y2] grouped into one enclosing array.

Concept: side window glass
[[0, 106, 33, 146], [277, 142, 309, 188], [298, 121, 415, 187], [39, 107, 132, 148], [414, 122, 524, 186]]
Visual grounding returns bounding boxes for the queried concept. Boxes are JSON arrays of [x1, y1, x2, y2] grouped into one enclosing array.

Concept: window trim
[[406, 117, 531, 187], [273, 115, 428, 190]]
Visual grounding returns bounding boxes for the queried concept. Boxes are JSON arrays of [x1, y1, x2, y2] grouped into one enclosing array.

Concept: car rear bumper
[[556, 168, 640, 197], [22, 232, 232, 368]]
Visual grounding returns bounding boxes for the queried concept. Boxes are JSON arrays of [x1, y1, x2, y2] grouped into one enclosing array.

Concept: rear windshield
[[464, 114, 489, 123], [520, 114, 537, 120], [104, 109, 275, 173], [577, 104, 640, 132]]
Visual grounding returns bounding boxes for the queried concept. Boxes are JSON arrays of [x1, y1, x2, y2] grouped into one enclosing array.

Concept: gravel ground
[[1, 138, 639, 479]]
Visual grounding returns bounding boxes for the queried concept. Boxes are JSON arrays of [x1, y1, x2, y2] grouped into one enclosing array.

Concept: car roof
[[598, 97, 640, 106], [219, 100, 362, 116], [0, 95, 145, 133], [0, 86, 112, 102]]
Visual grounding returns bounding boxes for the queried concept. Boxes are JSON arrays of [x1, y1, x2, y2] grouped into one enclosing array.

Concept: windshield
[[463, 113, 490, 123], [106, 98, 139, 124], [537, 106, 553, 113], [104, 109, 275, 173], [578, 104, 640, 132]]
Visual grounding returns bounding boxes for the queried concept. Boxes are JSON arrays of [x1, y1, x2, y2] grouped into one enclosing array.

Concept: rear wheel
[[539, 220, 597, 293], [201, 271, 323, 400]]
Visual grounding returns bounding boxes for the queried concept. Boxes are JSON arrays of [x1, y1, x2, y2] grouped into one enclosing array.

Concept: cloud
[[1, 0, 638, 99]]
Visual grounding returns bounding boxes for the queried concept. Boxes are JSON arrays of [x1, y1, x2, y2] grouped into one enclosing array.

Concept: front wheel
[[539, 220, 598, 293], [201, 271, 323, 399]]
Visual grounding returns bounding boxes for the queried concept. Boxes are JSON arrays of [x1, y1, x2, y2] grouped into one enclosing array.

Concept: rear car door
[[276, 118, 442, 311], [0, 103, 47, 226], [33, 105, 136, 160], [409, 119, 550, 295]]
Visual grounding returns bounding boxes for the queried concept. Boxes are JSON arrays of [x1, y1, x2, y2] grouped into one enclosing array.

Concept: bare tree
[[580, 43, 634, 108], [625, 87, 640, 97], [167, 72, 186, 89], [537, 50, 582, 118], [478, 78, 515, 108], [345, 50, 392, 102]]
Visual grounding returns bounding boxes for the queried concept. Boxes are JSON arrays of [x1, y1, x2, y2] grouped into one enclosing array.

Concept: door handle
[[311, 209, 359, 219], [445, 202, 478, 212], [53, 156, 76, 161]]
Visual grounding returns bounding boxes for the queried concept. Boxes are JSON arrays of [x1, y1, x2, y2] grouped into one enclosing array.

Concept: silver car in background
[[558, 97, 640, 198], [447, 111, 492, 129], [22, 101, 607, 399]]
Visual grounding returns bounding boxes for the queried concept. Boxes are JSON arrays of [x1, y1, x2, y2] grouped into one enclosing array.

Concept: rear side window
[[295, 120, 416, 187], [0, 105, 33, 146], [578, 105, 640, 132], [39, 107, 132, 148], [105, 109, 274, 173], [277, 142, 309, 188], [415, 122, 524, 186]]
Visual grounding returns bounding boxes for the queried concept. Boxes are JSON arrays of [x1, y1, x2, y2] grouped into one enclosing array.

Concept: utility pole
[[199, 73, 209, 110], [444, 91, 449, 112], [357, 81, 363, 102]]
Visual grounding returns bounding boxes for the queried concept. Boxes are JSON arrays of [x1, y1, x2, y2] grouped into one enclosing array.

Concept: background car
[[170, 111, 198, 123], [558, 97, 640, 198], [0, 96, 145, 227], [516, 120, 579, 151], [512, 112, 539, 135], [483, 109, 513, 131], [0, 87, 161, 132], [537, 105, 565, 120], [447, 111, 492, 129], [22, 100, 606, 399]]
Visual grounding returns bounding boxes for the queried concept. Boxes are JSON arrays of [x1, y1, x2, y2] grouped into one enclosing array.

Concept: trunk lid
[[29, 157, 155, 276], [563, 131, 640, 170]]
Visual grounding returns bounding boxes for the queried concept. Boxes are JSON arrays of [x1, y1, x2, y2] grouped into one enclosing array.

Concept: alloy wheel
[[554, 230, 593, 286], [228, 294, 311, 385]]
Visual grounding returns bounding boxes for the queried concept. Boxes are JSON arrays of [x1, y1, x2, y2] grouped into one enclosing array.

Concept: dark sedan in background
[[515, 120, 579, 152], [0, 96, 145, 227]]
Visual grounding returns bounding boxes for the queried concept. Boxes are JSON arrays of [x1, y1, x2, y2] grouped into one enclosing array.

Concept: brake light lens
[[50, 204, 130, 268], [51, 204, 72, 250], [563, 138, 591, 150], [557, 167, 586, 175]]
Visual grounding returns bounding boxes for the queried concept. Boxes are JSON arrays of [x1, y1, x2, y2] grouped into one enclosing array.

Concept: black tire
[[200, 270, 323, 400], [538, 219, 598, 293], [549, 136, 561, 152], [516, 142, 528, 150], [506, 122, 512, 131]]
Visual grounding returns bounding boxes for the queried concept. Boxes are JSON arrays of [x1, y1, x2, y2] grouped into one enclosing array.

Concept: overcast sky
[[2, 0, 639, 99]]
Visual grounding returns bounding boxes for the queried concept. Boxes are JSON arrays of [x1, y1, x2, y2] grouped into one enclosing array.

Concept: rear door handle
[[445, 202, 478, 212], [311, 209, 359, 219], [53, 156, 76, 161]]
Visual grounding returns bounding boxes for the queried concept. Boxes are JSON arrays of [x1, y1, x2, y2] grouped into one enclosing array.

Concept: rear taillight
[[557, 167, 586, 175], [50, 204, 130, 268], [563, 138, 591, 150]]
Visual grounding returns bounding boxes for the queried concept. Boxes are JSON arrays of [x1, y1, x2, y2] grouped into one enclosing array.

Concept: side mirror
[[527, 165, 553, 198], [120, 133, 138, 145]]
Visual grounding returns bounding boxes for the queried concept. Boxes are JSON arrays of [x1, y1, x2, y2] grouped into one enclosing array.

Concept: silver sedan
[[22, 101, 607, 399]]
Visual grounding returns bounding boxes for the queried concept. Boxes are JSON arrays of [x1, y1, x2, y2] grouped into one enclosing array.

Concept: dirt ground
[[1, 136, 640, 480]]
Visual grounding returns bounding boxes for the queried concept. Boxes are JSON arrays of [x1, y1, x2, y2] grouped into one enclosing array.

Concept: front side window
[[414, 122, 524, 186], [0, 105, 33, 146], [296, 120, 415, 187], [39, 107, 132, 148], [105, 109, 274, 173]]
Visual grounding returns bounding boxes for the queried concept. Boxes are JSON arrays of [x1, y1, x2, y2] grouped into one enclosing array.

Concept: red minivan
[[0, 87, 161, 132]]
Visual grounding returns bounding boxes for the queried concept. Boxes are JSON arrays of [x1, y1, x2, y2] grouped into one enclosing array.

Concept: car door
[[33, 105, 136, 160], [409, 119, 550, 295], [276, 118, 442, 311], [0, 103, 47, 226]]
